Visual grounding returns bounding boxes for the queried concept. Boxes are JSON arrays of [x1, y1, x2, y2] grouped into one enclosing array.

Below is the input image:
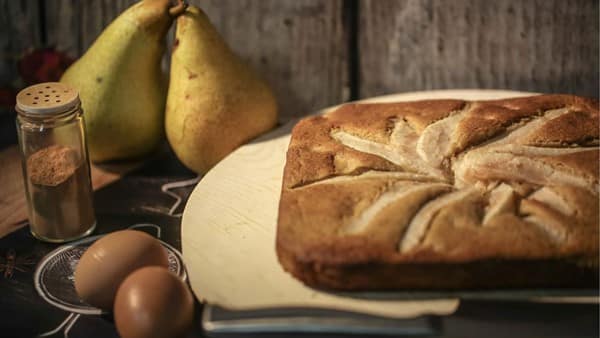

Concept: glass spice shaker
[[15, 82, 96, 243]]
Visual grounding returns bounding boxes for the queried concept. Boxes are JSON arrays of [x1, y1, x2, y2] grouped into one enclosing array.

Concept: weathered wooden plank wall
[[0, 0, 598, 127], [2, 0, 351, 120], [359, 0, 599, 98], [197, 0, 350, 117]]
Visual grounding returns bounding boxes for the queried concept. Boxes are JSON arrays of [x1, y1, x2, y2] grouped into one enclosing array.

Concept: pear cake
[[276, 94, 599, 290]]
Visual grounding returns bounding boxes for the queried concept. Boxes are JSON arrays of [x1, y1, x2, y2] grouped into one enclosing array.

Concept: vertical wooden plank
[[359, 0, 599, 98], [44, 0, 81, 58], [45, 0, 138, 57], [0, 0, 41, 86], [187, 0, 350, 120], [80, 0, 138, 53]]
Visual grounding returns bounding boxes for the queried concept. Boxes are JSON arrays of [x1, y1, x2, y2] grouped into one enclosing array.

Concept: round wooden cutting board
[[181, 90, 535, 318]]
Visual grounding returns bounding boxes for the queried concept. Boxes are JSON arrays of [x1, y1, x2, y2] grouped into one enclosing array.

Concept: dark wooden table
[[0, 146, 598, 338], [0, 147, 207, 338]]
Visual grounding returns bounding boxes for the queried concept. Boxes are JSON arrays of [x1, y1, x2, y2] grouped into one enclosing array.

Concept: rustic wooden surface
[[1, 0, 598, 129], [359, 0, 599, 98]]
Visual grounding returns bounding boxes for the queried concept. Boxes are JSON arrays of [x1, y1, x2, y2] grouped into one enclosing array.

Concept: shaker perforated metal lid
[[16, 82, 80, 115]]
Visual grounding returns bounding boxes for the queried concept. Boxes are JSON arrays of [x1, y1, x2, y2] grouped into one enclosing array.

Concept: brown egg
[[74, 230, 169, 310], [114, 266, 195, 338]]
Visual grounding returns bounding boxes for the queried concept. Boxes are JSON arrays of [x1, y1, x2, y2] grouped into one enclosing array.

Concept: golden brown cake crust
[[276, 94, 599, 290]]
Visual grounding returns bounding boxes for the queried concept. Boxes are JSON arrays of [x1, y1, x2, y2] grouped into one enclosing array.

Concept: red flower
[[17, 48, 74, 85]]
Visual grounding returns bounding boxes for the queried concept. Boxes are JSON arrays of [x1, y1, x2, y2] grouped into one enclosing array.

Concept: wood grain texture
[[44, 0, 138, 58], [191, 0, 350, 120], [358, 0, 600, 98], [0, 0, 41, 86]]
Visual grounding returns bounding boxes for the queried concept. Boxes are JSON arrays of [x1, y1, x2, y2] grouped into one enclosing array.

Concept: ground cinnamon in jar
[[24, 145, 96, 241], [16, 82, 96, 242], [27, 145, 79, 186]]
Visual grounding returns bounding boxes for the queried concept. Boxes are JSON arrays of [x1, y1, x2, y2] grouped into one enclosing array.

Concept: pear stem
[[169, 0, 187, 17]]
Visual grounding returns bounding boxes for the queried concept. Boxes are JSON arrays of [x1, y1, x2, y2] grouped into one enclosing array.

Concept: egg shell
[[74, 230, 169, 310], [114, 266, 195, 338]]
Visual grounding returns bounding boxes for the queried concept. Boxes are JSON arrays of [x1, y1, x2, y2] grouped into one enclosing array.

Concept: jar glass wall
[[15, 83, 96, 243]]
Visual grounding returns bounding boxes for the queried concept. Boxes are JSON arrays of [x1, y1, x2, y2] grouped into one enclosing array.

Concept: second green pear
[[166, 6, 278, 174]]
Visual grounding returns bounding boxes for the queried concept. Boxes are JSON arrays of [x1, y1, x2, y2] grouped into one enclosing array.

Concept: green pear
[[61, 0, 186, 162], [165, 6, 278, 174]]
